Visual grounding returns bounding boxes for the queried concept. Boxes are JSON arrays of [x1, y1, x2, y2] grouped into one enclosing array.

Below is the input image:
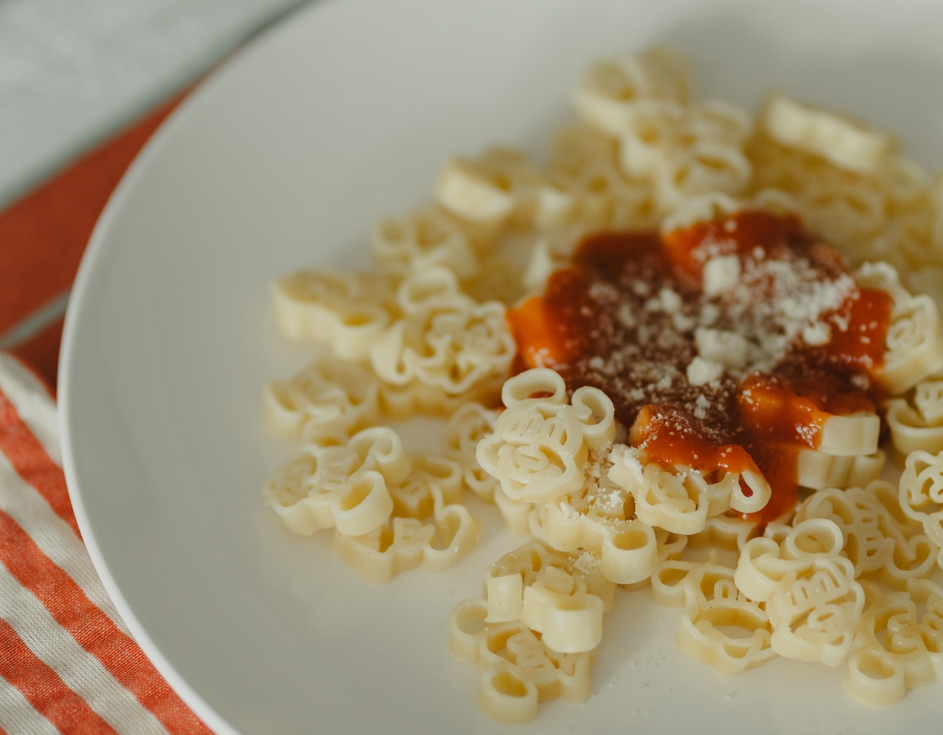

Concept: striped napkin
[[0, 98, 211, 733], [0, 354, 212, 734]]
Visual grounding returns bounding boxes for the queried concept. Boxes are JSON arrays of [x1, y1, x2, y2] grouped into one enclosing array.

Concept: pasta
[[261, 46, 943, 722]]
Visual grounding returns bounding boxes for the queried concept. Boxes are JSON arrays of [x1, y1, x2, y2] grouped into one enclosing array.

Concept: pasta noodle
[[261, 46, 943, 721]]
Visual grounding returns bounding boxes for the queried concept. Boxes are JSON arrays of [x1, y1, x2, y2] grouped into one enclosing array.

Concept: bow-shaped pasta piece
[[735, 519, 864, 666], [572, 48, 690, 137], [333, 485, 481, 584], [444, 402, 500, 502], [271, 270, 399, 360], [477, 369, 615, 504], [263, 357, 380, 440], [887, 377, 943, 455], [370, 268, 516, 401], [371, 206, 482, 278], [263, 426, 410, 536], [899, 449, 943, 553], [796, 448, 886, 490], [651, 555, 775, 675], [844, 584, 941, 707], [448, 597, 595, 724]]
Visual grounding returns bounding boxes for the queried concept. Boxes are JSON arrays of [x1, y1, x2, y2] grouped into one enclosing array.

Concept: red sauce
[[506, 211, 892, 525]]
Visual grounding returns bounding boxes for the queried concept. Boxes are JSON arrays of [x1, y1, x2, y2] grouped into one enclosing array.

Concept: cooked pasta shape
[[448, 597, 595, 724], [263, 426, 410, 536], [608, 445, 770, 534], [369, 268, 515, 401], [333, 485, 481, 583], [653, 557, 776, 675], [796, 447, 886, 490], [477, 369, 615, 504], [534, 485, 661, 585], [882, 291, 943, 395], [572, 48, 689, 137], [444, 402, 501, 502], [898, 449, 943, 553], [387, 452, 464, 519], [371, 207, 482, 279], [735, 519, 864, 666], [271, 270, 399, 360], [887, 377, 943, 455], [434, 148, 553, 227], [844, 584, 943, 707], [794, 486, 893, 578], [860, 480, 939, 590], [263, 357, 380, 440], [762, 93, 892, 174]]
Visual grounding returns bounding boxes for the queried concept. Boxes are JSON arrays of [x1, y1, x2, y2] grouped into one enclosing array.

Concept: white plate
[[59, 1, 943, 733]]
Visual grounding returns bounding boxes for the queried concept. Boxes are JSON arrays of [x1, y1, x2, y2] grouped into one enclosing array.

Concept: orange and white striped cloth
[[0, 96, 211, 733], [0, 354, 212, 734]]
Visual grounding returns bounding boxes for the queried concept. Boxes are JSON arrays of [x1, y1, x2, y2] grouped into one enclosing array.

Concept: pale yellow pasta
[[448, 597, 595, 724], [476, 369, 615, 504], [572, 47, 689, 138], [651, 555, 775, 674], [796, 448, 886, 490], [481, 541, 616, 623], [735, 519, 864, 666], [444, 402, 501, 502], [387, 452, 463, 519], [882, 291, 943, 395], [371, 206, 483, 278], [887, 377, 943, 455], [619, 101, 753, 209], [817, 412, 882, 456], [762, 93, 892, 174], [533, 489, 660, 585], [608, 444, 771, 531], [686, 514, 759, 553], [369, 267, 515, 401], [264, 444, 360, 536], [548, 125, 658, 230], [263, 426, 410, 536], [329, 470, 396, 537], [898, 450, 943, 556], [494, 485, 536, 535], [271, 270, 398, 360], [860, 480, 938, 590], [333, 485, 481, 583], [435, 149, 526, 225], [376, 379, 486, 420], [262, 357, 380, 440], [794, 486, 893, 578], [844, 582, 943, 707]]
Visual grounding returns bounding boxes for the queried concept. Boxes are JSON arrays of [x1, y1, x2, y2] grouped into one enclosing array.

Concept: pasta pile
[[263, 48, 943, 722]]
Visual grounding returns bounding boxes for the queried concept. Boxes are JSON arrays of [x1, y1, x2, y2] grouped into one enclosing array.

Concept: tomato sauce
[[506, 211, 892, 525]]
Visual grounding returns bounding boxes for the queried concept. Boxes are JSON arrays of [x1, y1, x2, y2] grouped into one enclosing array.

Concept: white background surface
[[59, 0, 943, 734], [0, 0, 306, 209]]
